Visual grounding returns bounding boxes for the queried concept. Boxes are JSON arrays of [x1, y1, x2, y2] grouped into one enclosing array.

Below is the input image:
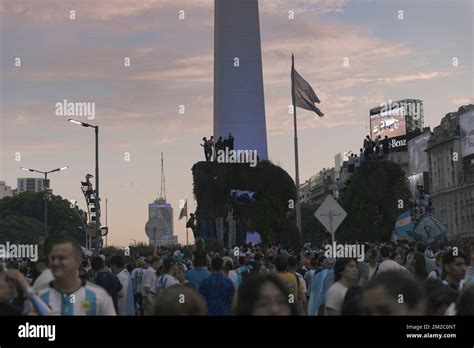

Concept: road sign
[[314, 195, 347, 241], [87, 227, 96, 237], [145, 217, 166, 240]]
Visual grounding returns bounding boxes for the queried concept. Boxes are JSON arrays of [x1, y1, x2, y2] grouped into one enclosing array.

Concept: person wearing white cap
[[222, 257, 240, 291], [175, 262, 195, 289]]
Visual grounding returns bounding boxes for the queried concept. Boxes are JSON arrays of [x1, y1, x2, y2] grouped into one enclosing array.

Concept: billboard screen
[[370, 107, 407, 140], [408, 132, 430, 174], [460, 110, 474, 158]]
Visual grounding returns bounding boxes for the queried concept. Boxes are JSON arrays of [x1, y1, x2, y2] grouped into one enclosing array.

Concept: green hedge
[[192, 160, 301, 247], [337, 159, 412, 241]]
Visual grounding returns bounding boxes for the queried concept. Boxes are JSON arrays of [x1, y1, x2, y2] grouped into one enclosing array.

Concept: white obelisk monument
[[213, 0, 268, 160]]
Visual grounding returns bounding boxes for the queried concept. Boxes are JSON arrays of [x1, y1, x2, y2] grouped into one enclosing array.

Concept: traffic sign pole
[[315, 195, 347, 243]]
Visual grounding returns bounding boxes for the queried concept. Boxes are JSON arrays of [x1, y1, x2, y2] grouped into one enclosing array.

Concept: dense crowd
[[1, 236, 473, 316]]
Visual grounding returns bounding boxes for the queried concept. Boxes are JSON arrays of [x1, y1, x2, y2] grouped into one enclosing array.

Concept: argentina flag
[[391, 211, 416, 242]]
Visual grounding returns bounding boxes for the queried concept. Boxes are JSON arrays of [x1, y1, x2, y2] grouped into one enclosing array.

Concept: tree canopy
[[192, 160, 301, 247], [0, 191, 86, 245], [337, 160, 411, 241]]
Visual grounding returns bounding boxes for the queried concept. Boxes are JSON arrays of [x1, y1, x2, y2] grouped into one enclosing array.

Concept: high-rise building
[[145, 153, 178, 246], [17, 178, 48, 193], [425, 104, 474, 239], [213, 0, 268, 159], [0, 181, 13, 199], [148, 198, 177, 246]]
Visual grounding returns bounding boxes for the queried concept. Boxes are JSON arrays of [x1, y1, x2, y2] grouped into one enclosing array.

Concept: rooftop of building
[[426, 104, 473, 150]]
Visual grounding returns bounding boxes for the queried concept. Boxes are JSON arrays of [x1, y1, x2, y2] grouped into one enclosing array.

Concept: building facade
[[387, 151, 409, 175], [17, 178, 48, 193], [299, 168, 335, 206], [300, 180, 312, 204], [426, 104, 474, 239]]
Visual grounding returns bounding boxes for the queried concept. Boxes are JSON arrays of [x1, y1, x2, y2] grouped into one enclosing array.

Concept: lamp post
[[68, 119, 101, 250], [20, 166, 69, 238]]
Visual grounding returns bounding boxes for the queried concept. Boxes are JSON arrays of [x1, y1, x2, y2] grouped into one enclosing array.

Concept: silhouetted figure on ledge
[[201, 137, 211, 162], [216, 137, 224, 154], [227, 132, 235, 151], [186, 213, 198, 240]]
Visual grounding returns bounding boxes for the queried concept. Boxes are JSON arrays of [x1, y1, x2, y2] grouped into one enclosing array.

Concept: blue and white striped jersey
[[151, 274, 179, 295], [36, 280, 116, 316], [131, 268, 145, 294], [116, 269, 135, 316]]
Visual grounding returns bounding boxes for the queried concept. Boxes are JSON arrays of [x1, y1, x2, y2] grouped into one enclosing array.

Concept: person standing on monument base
[[201, 137, 210, 162], [209, 136, 216, 161], [216, 136, 224, 155], [227, 132, 235, 151]]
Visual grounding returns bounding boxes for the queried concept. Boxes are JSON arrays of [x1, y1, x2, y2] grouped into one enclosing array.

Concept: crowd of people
[[1, 236, 473, 316], [200, 133, 235, 162]]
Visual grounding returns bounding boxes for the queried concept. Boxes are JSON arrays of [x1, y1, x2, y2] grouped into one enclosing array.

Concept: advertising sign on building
[[370, 107, 407, 140], [408, 131, 431, 174], [460, 110, 474, 158]]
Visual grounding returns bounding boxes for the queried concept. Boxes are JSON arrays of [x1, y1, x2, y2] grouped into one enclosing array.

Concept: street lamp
[[20, 166, 69, 238], [68, 119, 101, 250]]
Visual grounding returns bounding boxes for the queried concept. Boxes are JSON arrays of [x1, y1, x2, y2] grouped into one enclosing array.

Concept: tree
[[192, 160, 300, 248], [0, 192, 85, 245], [0, 215, 45, 244], [300, 203, 326, 243], [337, 160, 411, 241]]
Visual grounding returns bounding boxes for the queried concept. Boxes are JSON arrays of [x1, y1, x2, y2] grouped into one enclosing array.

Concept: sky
[[0, 0, 472, 247]]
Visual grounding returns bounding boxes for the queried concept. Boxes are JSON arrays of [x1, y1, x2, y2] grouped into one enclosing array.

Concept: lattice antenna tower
[[160, 152, 166, 202]]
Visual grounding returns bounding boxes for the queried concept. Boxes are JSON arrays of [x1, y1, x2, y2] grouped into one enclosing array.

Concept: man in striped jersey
[[36, 236, 116, 316], [111, 255, 134, 315], [151, 258, 179, 296], [131, 260, 145, 315]]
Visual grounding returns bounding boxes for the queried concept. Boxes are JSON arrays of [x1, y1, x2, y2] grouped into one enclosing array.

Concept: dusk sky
[[1, 0, 472, 247]]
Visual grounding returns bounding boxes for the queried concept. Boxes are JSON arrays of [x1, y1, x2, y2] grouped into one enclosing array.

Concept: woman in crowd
[[325, 258, 359, 315], [233, 274, 298, 315]]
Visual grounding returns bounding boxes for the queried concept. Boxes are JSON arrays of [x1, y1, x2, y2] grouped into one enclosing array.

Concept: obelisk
[[213, 0, 268, 160]]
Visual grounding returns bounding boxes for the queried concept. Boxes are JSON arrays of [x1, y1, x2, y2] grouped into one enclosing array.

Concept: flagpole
[[291, 54, 302, 234]]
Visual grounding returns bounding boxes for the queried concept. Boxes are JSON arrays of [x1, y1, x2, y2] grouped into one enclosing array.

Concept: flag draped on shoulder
[[291, 54, 324, 117], [179, 200, 187, 220]]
